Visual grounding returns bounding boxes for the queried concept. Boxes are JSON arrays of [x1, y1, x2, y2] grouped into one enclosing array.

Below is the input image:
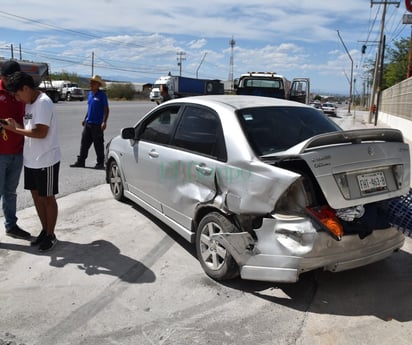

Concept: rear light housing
[[306, 205, 343, 240]]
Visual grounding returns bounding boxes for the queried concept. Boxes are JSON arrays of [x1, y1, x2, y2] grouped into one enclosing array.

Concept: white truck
[[150, 75, 224, 104], [39, 80, 84, 101], [234, 72, 310, 104]]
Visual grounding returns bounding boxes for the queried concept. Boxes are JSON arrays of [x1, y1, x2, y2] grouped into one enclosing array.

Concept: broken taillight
[[306, 205, 343, 240]]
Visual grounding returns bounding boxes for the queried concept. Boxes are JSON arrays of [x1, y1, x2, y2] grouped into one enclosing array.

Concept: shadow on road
[[0, 239, 155, 284], [121, 196, 412, 323], [221, 248, 412, 322]]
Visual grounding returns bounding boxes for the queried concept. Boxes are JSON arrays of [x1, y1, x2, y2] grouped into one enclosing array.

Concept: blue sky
[[0, 1, 409, 95]]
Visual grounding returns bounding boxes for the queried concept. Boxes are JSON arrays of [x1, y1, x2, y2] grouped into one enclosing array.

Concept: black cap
[[1, 60, 21, 77]]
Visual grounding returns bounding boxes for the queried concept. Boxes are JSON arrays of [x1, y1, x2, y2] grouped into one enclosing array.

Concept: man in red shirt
[[0, 60, 30, 239]]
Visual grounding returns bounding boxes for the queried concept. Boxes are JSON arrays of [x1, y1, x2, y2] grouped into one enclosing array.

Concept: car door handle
[[148, 150, 159, 158], [195, 164, 213, 176]]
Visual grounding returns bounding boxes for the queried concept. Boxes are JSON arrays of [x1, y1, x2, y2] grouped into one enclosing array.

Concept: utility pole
[[176, 51, 186, 77], [369, 0, 400, 123], [91, 51, 94, 77], [337, 30, 353, 115], [196, 52, 207, 78], [403, 14, 412, 78], [375, 35, 386, 125], [228, 36, 236, 91]]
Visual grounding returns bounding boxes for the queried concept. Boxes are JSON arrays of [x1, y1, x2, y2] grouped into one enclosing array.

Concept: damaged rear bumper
[[212, 216, 405, 283]]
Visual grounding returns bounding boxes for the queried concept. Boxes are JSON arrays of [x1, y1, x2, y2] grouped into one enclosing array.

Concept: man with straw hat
[[70, 75, 109, 169]]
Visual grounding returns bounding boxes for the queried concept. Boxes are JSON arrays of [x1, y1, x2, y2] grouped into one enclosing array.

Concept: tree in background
[[383, 37, 409, 89], [106, 83, 136, 100]]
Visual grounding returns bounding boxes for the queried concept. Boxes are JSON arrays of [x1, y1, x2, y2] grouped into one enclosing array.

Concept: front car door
[[120, 105, 181, 211]]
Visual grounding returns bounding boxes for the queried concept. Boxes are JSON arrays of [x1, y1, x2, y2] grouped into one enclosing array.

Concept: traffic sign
[[403, 13, 412, 24]]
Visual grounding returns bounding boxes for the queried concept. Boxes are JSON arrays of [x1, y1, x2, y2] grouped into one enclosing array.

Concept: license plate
[[357, 171, 387, 193]]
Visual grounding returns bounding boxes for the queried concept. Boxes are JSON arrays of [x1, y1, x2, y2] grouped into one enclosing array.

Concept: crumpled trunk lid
[[270, 129, 410, 209]]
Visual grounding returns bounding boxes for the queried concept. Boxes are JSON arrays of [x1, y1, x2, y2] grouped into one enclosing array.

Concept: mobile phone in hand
[[0, 119, 8, 125]]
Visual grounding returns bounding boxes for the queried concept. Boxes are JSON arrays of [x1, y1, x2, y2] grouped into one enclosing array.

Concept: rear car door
[[160, 105, 227, 229]]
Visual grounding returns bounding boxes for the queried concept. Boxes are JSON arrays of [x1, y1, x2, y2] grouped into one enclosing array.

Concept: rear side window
[[172, 106, 227, 161]]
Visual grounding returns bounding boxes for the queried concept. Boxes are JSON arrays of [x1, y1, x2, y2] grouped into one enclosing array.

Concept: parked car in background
[[105, 95, 410, 283], [310, 102, 324, 113], [322, 102, 337, 116]]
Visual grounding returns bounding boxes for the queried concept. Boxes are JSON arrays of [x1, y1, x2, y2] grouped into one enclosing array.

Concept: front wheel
[[196, 212, 239, 280], [108, 160, 125, 201]]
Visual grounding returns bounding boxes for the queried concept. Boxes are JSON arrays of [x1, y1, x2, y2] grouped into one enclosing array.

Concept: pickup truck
[[234, 72, 310, 104]]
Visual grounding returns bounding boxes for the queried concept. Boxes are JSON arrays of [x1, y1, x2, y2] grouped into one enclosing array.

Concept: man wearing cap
[[0, 60, 31, 239], [70, 75, 109, 169]]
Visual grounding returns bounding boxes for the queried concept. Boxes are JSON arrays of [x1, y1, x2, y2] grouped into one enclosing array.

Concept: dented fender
[[214, 160, 301, 214], [211, 214, 318, 268]]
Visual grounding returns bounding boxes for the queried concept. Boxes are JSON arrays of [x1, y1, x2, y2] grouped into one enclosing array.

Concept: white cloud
[[0, 1, 407, 93], [188, 39, 207, 49]]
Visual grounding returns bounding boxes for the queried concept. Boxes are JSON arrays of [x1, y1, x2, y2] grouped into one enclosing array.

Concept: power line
[[0, 10, 230, 81], [0, 10, 146, 49]]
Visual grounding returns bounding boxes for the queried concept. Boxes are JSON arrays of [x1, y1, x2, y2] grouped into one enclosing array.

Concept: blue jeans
[[0, 154, 23, 231]]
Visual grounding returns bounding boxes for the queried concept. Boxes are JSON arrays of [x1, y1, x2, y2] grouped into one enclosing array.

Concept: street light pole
[[337, 30, 353, 115]]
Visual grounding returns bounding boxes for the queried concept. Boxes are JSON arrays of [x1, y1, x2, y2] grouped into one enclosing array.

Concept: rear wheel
[[196, 212, 239, 280], [108, 160, 125, 201]]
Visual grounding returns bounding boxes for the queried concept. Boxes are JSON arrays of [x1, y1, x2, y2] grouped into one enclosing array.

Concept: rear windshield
[[243, 78, 284, 89], [237, 106, 341, 156]]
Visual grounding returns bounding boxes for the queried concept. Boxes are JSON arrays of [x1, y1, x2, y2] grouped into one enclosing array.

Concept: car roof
[[163, 95, 311, 110]]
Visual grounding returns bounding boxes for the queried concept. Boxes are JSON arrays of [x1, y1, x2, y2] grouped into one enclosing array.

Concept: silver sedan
[[105, 95, 410, 283]]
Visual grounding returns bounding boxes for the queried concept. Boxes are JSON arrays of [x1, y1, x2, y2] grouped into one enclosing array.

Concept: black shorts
[[24, 162, 60, 196]]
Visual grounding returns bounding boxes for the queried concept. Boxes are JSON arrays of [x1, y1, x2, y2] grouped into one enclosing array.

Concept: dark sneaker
[[38, 234, 57, 252], [6, 225, 31, 239], [30, 229, 47, 246], [94, 163, 104, 170], [70, 161, 85, 168]]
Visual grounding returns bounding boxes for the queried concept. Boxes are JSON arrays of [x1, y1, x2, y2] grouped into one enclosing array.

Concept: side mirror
[[121, 127, 135, 140], [233, 78, 239, 89]]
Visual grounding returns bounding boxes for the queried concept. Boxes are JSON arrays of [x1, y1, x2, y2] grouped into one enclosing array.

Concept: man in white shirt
[[3, 71, 61, 251]]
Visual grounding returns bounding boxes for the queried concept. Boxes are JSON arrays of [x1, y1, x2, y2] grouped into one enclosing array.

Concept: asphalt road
[[0, 105, 411, 345], [12, 100, 156, 212]]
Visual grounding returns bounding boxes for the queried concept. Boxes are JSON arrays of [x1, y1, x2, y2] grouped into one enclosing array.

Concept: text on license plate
[[357, 171, 387, 193]]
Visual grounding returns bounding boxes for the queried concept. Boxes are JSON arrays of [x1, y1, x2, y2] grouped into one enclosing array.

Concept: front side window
[[139, 106, 180, 144]]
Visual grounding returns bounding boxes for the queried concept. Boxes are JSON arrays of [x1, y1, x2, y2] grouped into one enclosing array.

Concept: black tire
[[66, 93, 71, 101], [108, 160, 125, 201], [205, 81, 214, 94], [196, 212, 239, 280]]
